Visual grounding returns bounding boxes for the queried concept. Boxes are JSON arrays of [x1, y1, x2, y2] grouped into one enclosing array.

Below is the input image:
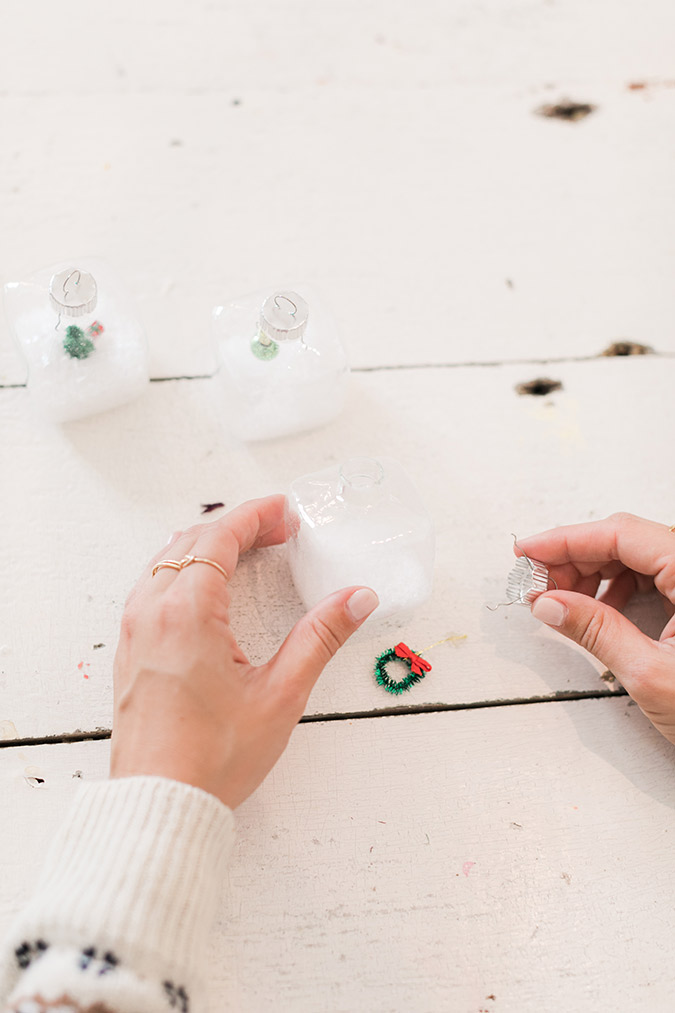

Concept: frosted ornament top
[[3, 258, 149, 423], [261, 290, 309, 340], [286, 457, 435, 621], [213, 286, 349, 441], [49, 268, 98, 317]]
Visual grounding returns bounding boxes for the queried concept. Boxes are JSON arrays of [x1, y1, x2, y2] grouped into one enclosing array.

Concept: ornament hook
[[273, 293, 297, 317], [62, 269, 81, 301]]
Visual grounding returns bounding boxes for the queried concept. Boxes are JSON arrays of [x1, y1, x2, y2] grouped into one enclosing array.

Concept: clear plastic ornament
[[286, 456, 435, 621], [212, 286, 349, 441], [4, 258, 149, 422]]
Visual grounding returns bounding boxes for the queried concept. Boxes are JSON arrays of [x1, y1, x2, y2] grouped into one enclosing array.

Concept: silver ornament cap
[[259, 290, 309, 343], [505, 555, 550, 606], [49, 268, 98, 317]]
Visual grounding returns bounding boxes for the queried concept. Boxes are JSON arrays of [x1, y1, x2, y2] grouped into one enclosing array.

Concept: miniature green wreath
[[374, 642, 432, 696]]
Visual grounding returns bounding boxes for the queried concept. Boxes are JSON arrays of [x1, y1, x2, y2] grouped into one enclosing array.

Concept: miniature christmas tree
[[63, 324, 95, 360]]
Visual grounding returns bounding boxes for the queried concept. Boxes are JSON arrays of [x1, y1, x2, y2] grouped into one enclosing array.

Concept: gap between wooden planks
[[2, 350, 675, 389], [0, 690, 628, 750]]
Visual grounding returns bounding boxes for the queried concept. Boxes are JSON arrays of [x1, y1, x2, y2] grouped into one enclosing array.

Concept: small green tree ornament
[[63, 324, 95, 360]]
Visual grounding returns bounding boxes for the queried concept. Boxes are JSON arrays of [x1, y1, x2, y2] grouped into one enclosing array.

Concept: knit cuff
[[3, 777, 234, 990]]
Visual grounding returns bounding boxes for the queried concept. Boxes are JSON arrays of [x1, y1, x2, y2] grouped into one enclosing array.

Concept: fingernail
[[532, 596, 567, 627], [165, 530, 182, 547], [347, 588, 379, 622]]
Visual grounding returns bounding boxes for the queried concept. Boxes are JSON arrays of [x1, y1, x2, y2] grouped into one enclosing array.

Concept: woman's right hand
[[516, 513, 675, 745]]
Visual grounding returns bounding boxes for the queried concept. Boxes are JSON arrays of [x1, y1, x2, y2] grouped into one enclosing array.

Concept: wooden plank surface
[[2, 697, 675, 1011], [2, 3, 674, 1009], [4, 0, 675, 94], [1, 4, 675, 382], [2, 356, 672, 740]]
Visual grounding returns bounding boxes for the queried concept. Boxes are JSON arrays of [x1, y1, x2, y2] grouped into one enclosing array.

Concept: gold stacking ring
[[152, 555, 229, 581], [669, 525, 675, 533]]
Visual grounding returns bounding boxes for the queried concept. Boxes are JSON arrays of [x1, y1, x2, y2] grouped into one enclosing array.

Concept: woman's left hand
[[111, 495, 379, 807]]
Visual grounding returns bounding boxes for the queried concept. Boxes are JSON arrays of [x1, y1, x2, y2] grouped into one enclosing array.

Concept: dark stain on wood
[[515, 378, 563, 396], [536, 100, 596, 122], [600, 341, 653, 357]]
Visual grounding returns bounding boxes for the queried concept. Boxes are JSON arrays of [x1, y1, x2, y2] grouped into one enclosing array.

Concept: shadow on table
[[482, 585, 675, 810]]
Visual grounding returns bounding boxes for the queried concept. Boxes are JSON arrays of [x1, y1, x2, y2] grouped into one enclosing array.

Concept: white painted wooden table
[[2, 2, 675, 1010]]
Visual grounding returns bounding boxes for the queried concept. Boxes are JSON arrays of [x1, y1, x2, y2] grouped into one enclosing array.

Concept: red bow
[[395, 642, 432, 676]]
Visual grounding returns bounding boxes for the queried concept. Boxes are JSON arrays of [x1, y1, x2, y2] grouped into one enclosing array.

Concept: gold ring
[[670, 525, 675, 533], [152, 555, 229, 581]]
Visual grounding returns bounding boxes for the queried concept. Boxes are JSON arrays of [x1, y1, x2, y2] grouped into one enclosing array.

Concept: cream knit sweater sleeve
[[0, 777, 235, 1013]]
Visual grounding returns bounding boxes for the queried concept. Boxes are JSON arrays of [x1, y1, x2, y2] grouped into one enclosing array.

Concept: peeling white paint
[[0, 720, 18, 741]]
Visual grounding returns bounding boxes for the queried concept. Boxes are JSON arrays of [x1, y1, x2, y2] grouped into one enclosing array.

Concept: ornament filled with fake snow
[[4, 258, 148, 422], [286, 456, 435, 621], [212, 287, 349, 441]]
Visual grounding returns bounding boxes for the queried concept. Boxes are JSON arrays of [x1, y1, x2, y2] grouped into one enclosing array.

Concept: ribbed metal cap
[[259, 290, 309, 343], [505, 556, 550, 606], [49, 268, 98, 317]]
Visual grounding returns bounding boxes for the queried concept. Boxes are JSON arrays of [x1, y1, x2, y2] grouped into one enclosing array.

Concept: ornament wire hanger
[[487, 534, 557, 610], [55, 269, 82, 331], [274, 293, 297, 316]]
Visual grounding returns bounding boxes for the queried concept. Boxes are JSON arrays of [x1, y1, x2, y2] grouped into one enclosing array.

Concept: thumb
[[270, 586, 379, 707], [531, 591, 662, 701]]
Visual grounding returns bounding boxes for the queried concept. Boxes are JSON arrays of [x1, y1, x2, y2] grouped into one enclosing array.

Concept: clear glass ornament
[[286, 456, 435, 621], [212, 286, 349, 441], [4, 257, 149, 422]]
